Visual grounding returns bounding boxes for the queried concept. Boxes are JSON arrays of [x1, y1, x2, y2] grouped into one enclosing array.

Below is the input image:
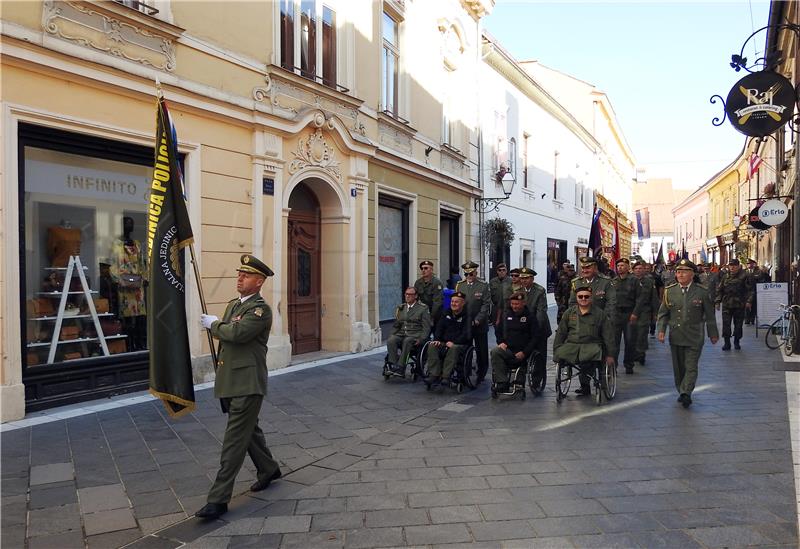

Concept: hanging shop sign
[[725, 71, 795, 137], [757, 198, 789, 226], [748, 205, 771, 230]]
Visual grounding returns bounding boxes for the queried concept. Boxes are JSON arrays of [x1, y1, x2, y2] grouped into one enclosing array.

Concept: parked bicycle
[[764, 303, 800, 355]]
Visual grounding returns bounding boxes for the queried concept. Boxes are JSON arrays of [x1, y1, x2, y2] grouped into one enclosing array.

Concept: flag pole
[[188, 243, 219, 373]]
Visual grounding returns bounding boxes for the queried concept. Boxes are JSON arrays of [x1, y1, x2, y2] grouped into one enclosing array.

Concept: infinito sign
[[757, 198, 789, 226], [725, 71, 795, 137]]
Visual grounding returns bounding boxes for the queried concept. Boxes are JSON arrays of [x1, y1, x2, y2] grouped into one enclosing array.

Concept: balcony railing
[[279, 63, 349, 94], [112, 0, 159, 16]]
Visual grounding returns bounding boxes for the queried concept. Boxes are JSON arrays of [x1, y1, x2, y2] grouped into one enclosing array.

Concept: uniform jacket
[[698, 271, 719, 302], [433, 307, 472, 345], [657, 282, 719, 347], [489, 276, 512, 316], [555, 272, 573, 308], [715, 269, 754, 310], [522, 283, 552, 337], [552, 304, 617, 363], [613, 274, 643, 315], [633, 275, 657, 317], [568, 275, 617, 316], [495, 305, 538, 358], [456, 279, 491, 332], [390, 302, 431, 340], [414, 276, 444, 322], [211, 294, 271, 399]]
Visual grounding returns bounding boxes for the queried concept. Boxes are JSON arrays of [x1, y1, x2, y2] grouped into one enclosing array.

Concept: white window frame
[[279, 0, 339, 88], [382, 11, 400, 117]]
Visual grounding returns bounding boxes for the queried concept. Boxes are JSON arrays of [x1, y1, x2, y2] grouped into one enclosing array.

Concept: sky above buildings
[[483, 0, 772, 190]]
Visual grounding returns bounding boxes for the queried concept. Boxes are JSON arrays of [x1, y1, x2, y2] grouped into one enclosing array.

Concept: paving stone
[[364, 508, 429, 527], [429, 505, 483, 524], [311, 512, 365, 531], [78, 483, 130, 513], [285, 465, 336, 485], [29, 462, 74, 485], [568, 532, 644, 548], [404, 523, 472, 545], [83, 507, 138, 536], [282, 530, 345, 548], [183, 536, 230, 549], [346, 494, 407, 511], [435, 476, 490, 491], [342, 526, 404, 548], [28, 530, 85, 549], [0, 524, 25, 548], [469, 519, 536, 541], [28, 503, 82, 536], [262, 514, 312, 534], [29, 482, 79, 509], [130, 490, 183, 518], [121, 535, 183, 549], [205, 518, 265, 536], [138, 512, 188, 535], [478, 501, 546, 520], [315, 452, 363, 471], [330, 482, 388, 497], [628, 529, 704, 548], [687, 524, 782, 547], [296, 497, 347, 514]]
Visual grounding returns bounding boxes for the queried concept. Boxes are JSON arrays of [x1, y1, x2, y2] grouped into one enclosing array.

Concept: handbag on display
[[100, 318, 123, 335], [119, 274, 143, 289]]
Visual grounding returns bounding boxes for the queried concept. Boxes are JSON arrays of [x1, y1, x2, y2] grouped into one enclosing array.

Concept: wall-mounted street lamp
[[474, 171, 515, 213]]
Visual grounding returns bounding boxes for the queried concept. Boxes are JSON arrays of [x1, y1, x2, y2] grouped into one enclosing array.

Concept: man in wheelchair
[[490, 291, 539, 397], [386, 287, 431, 377], [425, 291, 471, 391], [553, 285, 616, 396]]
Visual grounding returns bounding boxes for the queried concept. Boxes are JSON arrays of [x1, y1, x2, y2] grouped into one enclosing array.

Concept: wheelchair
[[382, 337, 431, 382], [491, 351, 537, 401], [554, 359, 617, 405], [526, 350, 545, 395], [423, 344, 478, 393]]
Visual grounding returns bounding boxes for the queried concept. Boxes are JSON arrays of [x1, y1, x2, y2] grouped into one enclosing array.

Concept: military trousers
[[387, 334, 421, 367], [721, 307, 745, 339], [207, 395, 279, 505], [471, 328, 489, 382], [633, 315, 651, 363], [426, 344, 466, 379], [669, 344, 703, 396], [490, 346, 526, 385], [746, 295, 757, 323], [613, 309, 637, 367]]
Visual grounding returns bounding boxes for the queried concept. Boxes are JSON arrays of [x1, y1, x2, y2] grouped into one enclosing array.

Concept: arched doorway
[[288, 182, 321, 354]]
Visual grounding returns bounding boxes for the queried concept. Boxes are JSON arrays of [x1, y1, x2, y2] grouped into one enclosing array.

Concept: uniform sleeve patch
[[254, 308, 264, 317]]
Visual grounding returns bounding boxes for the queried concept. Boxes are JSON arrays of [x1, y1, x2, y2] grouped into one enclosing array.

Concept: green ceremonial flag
[[147, 96, 196, 418]]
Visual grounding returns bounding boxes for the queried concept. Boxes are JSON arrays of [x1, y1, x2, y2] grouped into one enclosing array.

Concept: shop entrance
[[287, 182, 321, 355]]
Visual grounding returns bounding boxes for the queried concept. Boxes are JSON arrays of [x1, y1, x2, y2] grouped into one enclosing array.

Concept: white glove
[[200, 314, 218, 329]]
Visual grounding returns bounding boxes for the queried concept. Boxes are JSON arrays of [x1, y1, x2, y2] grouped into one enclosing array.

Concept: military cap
[[574, 285, 593, 294], [451, 291, 466, 300], [728, 258, 740, 266], [461, 261, 479, 274], [419, 260, 434, 269], [617, 257, 630, 265], [508, 291, 526, 301], [579, 256, 597, 267], [509, 268, 521, 276], [496, 263, 507, 270], [747, 258, 757, 264], [566, 263, 575, 269], [518, 266, 537, 278], [633, 259, 647, 267], [237, 254, 274, 278], [675, 258, 696, 272]]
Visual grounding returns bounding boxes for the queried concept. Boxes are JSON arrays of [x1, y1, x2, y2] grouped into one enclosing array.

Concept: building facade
[[632, 178, 689, 263], [672, 186, 710, 264], [0, 0, 493, 420]]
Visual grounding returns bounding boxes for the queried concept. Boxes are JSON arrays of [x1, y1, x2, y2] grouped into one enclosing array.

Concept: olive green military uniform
[[555, 271, 573, 323], [520, 279, 552, 381], [657, 281, 719, 398], [698, 270, 719, 304], [568, 275, 616, 317], [489, 275, 512, 324], [207, 293, 279, 505], [632, 274, 657, 366], [553, 304, 617, 368], [414, 276, 444, 324], [456, 277, 491, 381], [387, 302, 431, 368], [715, 269, 753, 344], [613, 273, 644, 370]]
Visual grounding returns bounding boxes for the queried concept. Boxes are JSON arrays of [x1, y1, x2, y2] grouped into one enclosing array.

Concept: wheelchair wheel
[[415, 340, 433, 380], [528, 370, 545, 394], [601, 361, 617, 401], [382, 355, 391, 380], [457, 383, 464, 393], [463, 347, 479, 389], [555, 362, 570, 402]]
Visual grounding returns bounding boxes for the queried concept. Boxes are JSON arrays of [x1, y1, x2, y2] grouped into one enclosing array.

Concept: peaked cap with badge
[[675, 258, 696, 272], [461, 261, 479, 274], [237, 254, 274, 278], [518, 267, 537, 278], [579, 256, 598, 267]]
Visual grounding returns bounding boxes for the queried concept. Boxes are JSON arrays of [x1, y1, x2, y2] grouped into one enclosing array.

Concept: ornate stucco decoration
[[460, 0, 494, 21], [377, 113, 414, 156], [440, 145, 466, 178], [42, 0, 178, 71], [288, 114, 342, 182], [253, 71, 367, 137], [438, 19, 466, 71]]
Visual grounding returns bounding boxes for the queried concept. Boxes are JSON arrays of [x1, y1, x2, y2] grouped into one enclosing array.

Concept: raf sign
[[725, 71, 795, 137], [757, 198, 789, 226]]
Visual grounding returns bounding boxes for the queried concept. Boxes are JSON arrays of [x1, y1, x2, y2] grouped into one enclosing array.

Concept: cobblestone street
[[2, 316, 799, 548]]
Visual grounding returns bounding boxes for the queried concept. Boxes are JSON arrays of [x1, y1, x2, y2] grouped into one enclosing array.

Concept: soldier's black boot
[[734, 338, 741, 350], [722, 338, 731, 351]]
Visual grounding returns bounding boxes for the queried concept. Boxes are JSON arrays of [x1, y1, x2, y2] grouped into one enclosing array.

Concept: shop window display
[[24, 146, 150, 366]]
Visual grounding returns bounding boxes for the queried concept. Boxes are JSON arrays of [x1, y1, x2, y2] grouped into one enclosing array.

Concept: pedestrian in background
[[657, 258, 719, 408], [414, 260, 443, 324], [715, 258, 753, 350], [555, 262, 575, 323], [489, 263, 511, 326], [612, 258, 643, 374], [631, 260, 656, 370], [195, 255, 281, 520]]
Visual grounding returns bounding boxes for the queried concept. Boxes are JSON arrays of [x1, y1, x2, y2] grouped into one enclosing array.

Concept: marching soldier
[[516, 266, 552, 386], [196, 255, 281, 520], [715, 258, 753, 350], [555, 262, 575, 323], [612, 258, 644, 374], [489, 263, 512, 325], [657, 258, 719, 407], [386, 287, 431, 375], [456, 261, 491, 383], [631, 260, 657, 370], [414, 260, 444, 324], [568, 256, 616, 318], [697, 262, 719, 306]]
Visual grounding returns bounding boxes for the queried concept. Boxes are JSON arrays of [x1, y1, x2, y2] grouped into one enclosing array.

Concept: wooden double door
[[288, 209, 321, 355]]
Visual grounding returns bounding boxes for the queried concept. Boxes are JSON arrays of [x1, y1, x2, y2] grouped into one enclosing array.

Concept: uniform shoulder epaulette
[[665, 282, 678, 289], [598, 273, 611, 280]]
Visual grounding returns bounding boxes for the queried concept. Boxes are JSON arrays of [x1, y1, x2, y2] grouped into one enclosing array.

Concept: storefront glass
[[23, 146, 150, 367]]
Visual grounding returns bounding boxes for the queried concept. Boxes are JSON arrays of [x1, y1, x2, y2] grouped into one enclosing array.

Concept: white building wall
[[673, 191, 710, 263]]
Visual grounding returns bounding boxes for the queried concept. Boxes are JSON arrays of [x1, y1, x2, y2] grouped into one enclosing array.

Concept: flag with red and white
[[747, 153, 763, 181]]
